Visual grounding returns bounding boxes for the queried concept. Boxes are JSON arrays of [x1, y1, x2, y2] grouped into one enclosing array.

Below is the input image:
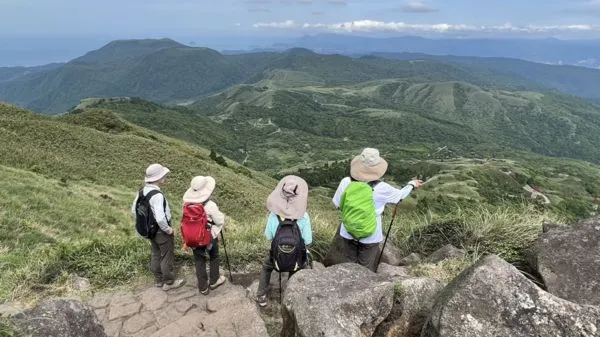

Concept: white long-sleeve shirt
[[332, 177, 414, 244], [203, 200, 225, 239], [131, 184, 172, 234]]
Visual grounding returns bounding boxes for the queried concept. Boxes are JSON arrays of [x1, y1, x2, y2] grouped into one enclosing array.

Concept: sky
[[2, 0, 600, 39]]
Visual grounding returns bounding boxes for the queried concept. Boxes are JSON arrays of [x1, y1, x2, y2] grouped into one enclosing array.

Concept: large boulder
[[323, 226, 347, 267], [282, 263, 394, 337], [379, 242, 404, 266], [424, 244, 465, 264], [12, 299, 107, 337], [422, 255, 600, 337], [374, 277, 444, 337], [533, 218, 600, 306]]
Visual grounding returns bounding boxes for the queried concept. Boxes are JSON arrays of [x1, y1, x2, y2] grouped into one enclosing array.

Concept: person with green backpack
[[332, 148, 422, 271]]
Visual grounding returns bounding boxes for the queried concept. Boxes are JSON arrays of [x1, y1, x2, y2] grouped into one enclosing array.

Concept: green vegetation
[[0, 38, 576, 114]]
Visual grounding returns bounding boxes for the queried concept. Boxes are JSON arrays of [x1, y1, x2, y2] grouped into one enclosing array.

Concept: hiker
[[332, 148, 422, 272], [181, 176, 227, 295], [255, 175, 312, 307], [132, 163, 184, 291]]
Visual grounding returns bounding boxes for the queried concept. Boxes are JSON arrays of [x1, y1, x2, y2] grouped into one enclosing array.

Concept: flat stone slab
[[87, 279, 268, 337]]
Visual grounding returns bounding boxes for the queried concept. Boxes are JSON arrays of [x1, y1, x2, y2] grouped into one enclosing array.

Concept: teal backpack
[[339, 179, 380, 239]]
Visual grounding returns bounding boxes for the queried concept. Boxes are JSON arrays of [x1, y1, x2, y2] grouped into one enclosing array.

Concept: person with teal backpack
[[332, 148, 422, 271]]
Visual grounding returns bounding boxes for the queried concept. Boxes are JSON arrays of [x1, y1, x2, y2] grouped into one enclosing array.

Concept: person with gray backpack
[[332, 148, 422, 272], [132, 163, 184, 291], [255, 175, 313, 307]]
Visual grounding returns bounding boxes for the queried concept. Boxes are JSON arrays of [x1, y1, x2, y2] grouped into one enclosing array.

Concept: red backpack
[[180, 202, 212, 248]]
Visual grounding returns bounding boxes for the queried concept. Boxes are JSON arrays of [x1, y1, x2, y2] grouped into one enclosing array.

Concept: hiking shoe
[[209, 275, 227, 290], [155, 282, 164, 288], [162, 279, 185, 291], [256, 295, 267, 307], [200, 287, 210, 295]]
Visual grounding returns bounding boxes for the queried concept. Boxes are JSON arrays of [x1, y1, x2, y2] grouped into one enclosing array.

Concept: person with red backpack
[[181, 176, 227, 295], [255, 175, 313, 308], [332, 148, 423, 272]]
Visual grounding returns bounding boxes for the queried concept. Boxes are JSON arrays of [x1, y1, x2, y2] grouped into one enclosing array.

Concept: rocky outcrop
[[89, 274, 268, 337], [399, 253, 422, 266], [282, 263, 394, 337], [374, 277, 444, 337], [533, 218, 600, 306], [380, 242, 404, 266], [424, 244, 465, 264], [376, 263, 410, 281], [422, 254, 600, 337], [12, 299, 106, 337]]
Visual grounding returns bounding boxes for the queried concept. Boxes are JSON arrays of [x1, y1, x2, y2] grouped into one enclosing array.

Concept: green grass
[[0, 101, 597, 306]]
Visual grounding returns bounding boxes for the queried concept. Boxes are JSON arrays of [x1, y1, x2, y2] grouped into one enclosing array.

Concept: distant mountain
[[275, 34, 600, 69], [372, 52, 600, 101], [0, 39, 555, 114], [0, 63, 63, 83], [189, 77, 600, 170]]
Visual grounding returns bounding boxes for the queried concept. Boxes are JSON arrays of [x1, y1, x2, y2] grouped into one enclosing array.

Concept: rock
[[533, 218, 600, 306], [399, 253, 422, 266], [374, 277, 444, 337], [0, 303, 23, 317], [312, 261, 325, 270], [70, 276, 91, 292], [422, 255, 600, 337], [424, 244, 465, 263], [377, 263, 410, 281], [380, 242, 403, 266], [282, 262, 394, 337], [323, 226, 347, 267], [108, 301, 141, 321], [137, 287, 168, 311], [12, 298, 106, 337], [122, 311, 155, 335]]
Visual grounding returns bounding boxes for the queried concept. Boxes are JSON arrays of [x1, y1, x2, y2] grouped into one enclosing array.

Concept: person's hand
[[408, 179, 424, 189], [167, 227, 174, 235]]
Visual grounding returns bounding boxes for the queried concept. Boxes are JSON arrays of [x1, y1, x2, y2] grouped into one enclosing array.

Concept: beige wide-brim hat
[[350, 148, 388, 182], [183, 176, 216, 204], [145, 163, 171, 183], [267, 175, 308, 220]]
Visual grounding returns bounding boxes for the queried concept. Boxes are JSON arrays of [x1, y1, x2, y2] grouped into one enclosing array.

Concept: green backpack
[[339, 179, 379, 239]]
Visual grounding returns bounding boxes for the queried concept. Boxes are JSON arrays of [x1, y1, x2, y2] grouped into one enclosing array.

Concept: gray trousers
[[150, 231, 175, 284], [193, 238, 220, 291], [343, 238, 380, 272]]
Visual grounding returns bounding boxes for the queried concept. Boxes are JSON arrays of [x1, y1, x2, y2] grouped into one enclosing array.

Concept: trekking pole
[[376, 178, 428, 273], [220, 230, 233, 282], [376, 200, 402, 273]]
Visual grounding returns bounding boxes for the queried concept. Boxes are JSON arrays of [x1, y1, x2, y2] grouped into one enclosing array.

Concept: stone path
[[87, 274, 269, 337]]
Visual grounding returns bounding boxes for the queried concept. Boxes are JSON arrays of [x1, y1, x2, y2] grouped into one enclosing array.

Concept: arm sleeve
[[379, 182, 414, 204], [205, 201, 225, 238], [150, 193, 171, 233], [264, 213, 278, 241], [300, 213, 313, 245], [131, 194, 138, 216], [332, 177, 350, 208]]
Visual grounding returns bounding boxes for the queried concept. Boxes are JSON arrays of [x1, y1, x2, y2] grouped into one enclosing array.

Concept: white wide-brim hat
[[145, 163, 171, 183], [183, 176, 216, 204], [266, 175, 308, 220], [350, 148, 388, 182]]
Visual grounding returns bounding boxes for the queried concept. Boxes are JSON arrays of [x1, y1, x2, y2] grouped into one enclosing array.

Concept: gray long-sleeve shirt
[[131, 184, 172, 234]]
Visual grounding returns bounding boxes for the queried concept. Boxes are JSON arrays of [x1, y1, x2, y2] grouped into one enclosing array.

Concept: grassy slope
[[0, 103, 300, 302], [191, 78, 600, 170]]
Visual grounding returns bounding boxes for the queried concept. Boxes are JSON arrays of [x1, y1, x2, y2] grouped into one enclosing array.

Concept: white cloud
[[253, 19, 597, 35], [401, 1, 438, 13], [252, 19, 297, 28]]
